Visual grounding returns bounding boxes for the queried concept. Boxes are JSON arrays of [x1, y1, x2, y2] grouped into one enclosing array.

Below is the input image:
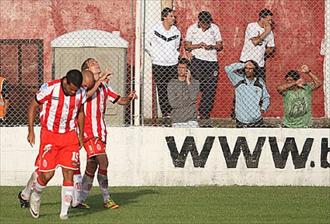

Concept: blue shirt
[[225, 63, 270, 123]]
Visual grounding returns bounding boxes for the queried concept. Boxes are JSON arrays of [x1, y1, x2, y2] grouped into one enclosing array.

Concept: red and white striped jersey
[[36, 79, 87, 133], [83, 82, 120, 142]]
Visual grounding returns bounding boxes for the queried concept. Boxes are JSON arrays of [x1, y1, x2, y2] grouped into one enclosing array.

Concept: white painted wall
[[1, 127, 329, 186]]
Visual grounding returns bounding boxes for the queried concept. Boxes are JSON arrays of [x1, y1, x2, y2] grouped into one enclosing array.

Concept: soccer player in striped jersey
[[24, 70, 91, 220], [18, 70, 95, 211], [74, 58, 137, 209]]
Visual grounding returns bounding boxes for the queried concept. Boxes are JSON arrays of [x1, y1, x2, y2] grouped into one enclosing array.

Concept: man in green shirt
[[277, 65, 322, 128]]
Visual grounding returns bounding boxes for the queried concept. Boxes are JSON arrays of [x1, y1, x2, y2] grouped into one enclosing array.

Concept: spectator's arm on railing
[[224, 62, 245, 85]]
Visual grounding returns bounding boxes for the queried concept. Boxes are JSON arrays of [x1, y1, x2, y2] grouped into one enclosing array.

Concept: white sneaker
[[60, 214, 68, 220], [29, 193, 40, 218]]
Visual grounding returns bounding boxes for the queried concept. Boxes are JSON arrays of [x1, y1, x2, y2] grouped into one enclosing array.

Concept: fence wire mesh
[[0, 0, 329, 128]]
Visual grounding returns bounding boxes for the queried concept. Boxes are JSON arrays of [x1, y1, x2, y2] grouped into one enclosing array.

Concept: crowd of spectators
[[146, 7, 323, 128]]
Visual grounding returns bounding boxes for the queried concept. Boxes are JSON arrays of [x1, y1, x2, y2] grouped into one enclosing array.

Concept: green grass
[[0, 186, 329, 224]]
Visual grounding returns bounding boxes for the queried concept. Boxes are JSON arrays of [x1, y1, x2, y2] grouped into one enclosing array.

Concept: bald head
[[82, 70, 95, 90]]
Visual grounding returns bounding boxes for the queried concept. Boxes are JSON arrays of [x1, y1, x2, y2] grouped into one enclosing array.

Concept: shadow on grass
[[41, 188, 158, 218]]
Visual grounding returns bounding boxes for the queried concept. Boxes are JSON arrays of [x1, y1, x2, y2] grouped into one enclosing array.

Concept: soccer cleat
[[60, 214, 68, 220], [103, 198, 119, 209], [29, 193, 40, 219], [18, 191, 30, 208], [72, 202, 90, 209]]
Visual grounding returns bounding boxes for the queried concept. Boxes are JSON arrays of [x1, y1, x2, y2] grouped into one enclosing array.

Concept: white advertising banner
[[0, 127, 329, 186]]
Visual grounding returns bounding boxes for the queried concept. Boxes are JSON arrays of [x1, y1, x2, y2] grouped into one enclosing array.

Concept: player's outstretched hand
[[128, 91, 138, 100], [99, 67, 112, 82]]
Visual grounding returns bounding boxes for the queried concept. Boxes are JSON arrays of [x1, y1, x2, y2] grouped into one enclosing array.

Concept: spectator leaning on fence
[[276, 65, 322, 128], [145, 7, 181, 118], [185, 11, 223, 119], [225, 61, 270, 128], [0, 75, 9, 123], [168, 58, 200, 128], [240, 8, 275, 81]]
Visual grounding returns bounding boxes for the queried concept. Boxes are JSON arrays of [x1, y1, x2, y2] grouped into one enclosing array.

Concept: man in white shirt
[[240, 8, 275, 81], [146, 7, 181, 118], [185, 11, 223, 119]]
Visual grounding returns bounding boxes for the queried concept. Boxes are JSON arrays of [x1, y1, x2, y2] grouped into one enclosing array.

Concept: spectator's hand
[[198, 42, 207, 49], [204, 45, 214, 50], [264, 20, 272, 33], [27, 131, 35, 147], [186, 69, 192, 85], [300, 65, 310, 74], [296, 78, 305, 88]]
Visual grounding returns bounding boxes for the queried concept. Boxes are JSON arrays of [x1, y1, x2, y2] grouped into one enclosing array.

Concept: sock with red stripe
[[31, 176, 46, 203]]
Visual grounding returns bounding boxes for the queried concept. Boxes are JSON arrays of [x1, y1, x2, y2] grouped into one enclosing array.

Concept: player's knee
[[98, 159, 108, 170], [86, 160, 98, 174], [96, 155, 108, 169], [40, 171, 54, 184]]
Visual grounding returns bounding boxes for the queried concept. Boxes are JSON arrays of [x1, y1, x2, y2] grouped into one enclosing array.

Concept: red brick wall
[[174, 0, 325, 117]]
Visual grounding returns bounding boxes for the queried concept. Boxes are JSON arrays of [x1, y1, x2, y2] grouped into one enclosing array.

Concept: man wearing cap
[[277, 65, 322, 128], [240, 8, 275, 81], [185, 11, 223, 120]]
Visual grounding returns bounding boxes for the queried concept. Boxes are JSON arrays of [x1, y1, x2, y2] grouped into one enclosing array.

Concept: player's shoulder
[[78, 87, 87, 94], [40, 79, 60, 91]]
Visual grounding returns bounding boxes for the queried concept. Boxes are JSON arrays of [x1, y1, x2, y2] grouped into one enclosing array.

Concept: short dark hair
[[81, 58, 94, 71], [285, 70, 300, 81], [259, 8, 273, 18], [178, 57, 189, 65], [198, 11, 213, 24], [161, 7, 173, 21], [66, 69, 83, 88]]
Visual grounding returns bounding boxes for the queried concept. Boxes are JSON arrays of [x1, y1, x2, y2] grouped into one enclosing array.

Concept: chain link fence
[[0, 0, 329, 128]]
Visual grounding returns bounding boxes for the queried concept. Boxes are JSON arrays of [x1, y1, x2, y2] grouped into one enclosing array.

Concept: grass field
[[0, 186, 329, 224]]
